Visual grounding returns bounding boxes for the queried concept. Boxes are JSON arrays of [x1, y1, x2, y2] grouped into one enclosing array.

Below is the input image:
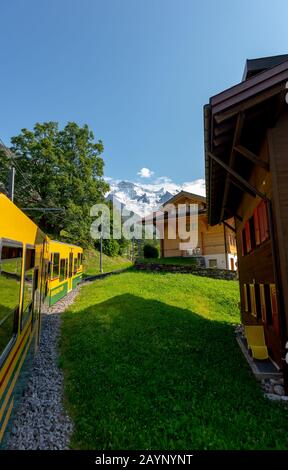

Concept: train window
[[73, 258, 78, 275], [52, 253, 60, 279], [69, 253, 73, 278], [60, 259, 66, 282], [77, 252, 82, 268], [0, 242, 22, 359], [22, 247, 35, 329]]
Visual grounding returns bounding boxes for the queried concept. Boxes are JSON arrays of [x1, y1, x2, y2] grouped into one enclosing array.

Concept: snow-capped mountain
[[106, 178, 206, 216]]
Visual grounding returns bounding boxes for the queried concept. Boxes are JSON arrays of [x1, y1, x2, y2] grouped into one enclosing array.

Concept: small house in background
[[204, 54, 288, 389], [144, 191, 237, 270]]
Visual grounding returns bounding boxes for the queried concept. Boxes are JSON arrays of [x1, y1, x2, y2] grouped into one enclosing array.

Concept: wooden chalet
[[144, 190, 237, 270], [204, 54, 288, 389]]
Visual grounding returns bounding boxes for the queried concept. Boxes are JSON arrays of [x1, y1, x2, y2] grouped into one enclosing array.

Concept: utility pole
[[8, 166, 15, 202], [99, 224, 103, 273], [100, 236, 103, 273]]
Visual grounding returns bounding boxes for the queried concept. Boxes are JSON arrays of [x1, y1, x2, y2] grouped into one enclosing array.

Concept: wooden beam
[[224, 206, 243, 222], [220, 112, 245, 221], [234, 144, 269, 170], [223, 221, 236, 233], [229, 176, 257, 198], [208, 151, 267, 200]]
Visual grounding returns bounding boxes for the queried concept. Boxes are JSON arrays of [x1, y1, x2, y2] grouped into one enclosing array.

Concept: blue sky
[[1, 0, 288, 186]]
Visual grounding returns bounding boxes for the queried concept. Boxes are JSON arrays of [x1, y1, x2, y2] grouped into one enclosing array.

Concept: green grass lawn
[[137, 257, 197, 266], [60, 271, 288, 450], [83, 248, 132, 277]]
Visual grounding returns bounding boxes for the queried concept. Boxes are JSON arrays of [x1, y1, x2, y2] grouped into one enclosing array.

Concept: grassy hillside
[[61, 272, 288, 450], [83, 248, 132, 276]]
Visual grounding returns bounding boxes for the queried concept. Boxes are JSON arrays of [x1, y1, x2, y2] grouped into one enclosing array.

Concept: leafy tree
[[0, 122, 109, 246]]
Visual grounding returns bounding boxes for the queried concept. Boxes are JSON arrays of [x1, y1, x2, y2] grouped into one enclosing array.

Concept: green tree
[[102, 239, 120, 257], [0, 122, 109, 246]]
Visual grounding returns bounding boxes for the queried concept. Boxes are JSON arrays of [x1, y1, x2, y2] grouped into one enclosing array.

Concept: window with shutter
[[270, 284, 280, 336], [253, 208, 260, 246], [246, 284, 251, 313], [259, 284, 266, 322], [254, 284, 262, 320], [264, 284, 273, 325], [250, 285, 257, 317]]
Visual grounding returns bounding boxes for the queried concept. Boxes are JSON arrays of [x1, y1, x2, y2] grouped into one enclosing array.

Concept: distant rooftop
[[162, 190, 206, 207], [242, 54, 288, 81]]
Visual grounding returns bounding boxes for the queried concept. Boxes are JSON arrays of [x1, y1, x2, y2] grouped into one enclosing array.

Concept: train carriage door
[[68, 251, 73, 292]]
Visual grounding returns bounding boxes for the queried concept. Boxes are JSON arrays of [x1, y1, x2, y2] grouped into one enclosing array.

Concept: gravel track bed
[[6, 287, 80, 450]]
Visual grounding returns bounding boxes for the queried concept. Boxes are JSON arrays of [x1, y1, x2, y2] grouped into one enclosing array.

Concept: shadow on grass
[[61, 294, 288, 450]]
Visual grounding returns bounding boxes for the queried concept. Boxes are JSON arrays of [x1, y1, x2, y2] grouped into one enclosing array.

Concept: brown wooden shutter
[[254, 208, 260, 246], [259, 284, 266, 322], [250, 285, 257, 317]]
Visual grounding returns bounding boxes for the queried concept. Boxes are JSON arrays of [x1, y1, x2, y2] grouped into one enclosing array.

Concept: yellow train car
[[0, 193, 83, 445], [46, 240, 83, 306], [0, 193, 47, 443]]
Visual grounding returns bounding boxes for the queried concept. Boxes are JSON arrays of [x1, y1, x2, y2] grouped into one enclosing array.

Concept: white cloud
[[154, 176, 172, 184], [137, 167, 154, 178]]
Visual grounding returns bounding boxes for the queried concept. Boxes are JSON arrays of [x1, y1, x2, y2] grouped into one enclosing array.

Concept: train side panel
[[47, 241, 83, 306], [0, 194, 46, 444]]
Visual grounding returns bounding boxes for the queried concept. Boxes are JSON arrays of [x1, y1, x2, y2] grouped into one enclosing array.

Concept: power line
[[21, 208, 65, 212], [0, 137, 65, 222]]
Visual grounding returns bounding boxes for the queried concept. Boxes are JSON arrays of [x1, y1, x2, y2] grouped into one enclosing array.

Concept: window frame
[[51, 252, 60, 280], [21, 245, 36, 331], [77, 252, 82, 269], [59, 258, 67, 282], [208, 259, 217, 268], [241, 201, 270, 257], [73, 257, 78, 275], [0, 238, 23, 367]]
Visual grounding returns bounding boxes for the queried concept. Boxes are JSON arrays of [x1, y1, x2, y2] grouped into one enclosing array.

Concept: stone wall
[[134, 262, 238, 281]]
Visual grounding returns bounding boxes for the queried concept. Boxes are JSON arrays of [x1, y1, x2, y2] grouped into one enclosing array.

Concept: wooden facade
[[150, 191, 237, 270], [204, 55, 288, 388]]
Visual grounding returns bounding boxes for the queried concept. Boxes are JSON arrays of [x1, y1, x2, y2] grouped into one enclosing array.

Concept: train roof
[[47, 238, 83, 250], [0, 192, 47, 244]]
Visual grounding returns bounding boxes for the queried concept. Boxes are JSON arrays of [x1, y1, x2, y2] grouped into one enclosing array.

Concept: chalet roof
[[243, 54, 288, 81], [142, 190, 207, 225], [162, 190, 206, 207], [204, 54, 288, 225]]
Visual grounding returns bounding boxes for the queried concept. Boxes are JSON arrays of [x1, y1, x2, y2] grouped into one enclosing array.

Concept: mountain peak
[[107, 178, 206, 216]]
